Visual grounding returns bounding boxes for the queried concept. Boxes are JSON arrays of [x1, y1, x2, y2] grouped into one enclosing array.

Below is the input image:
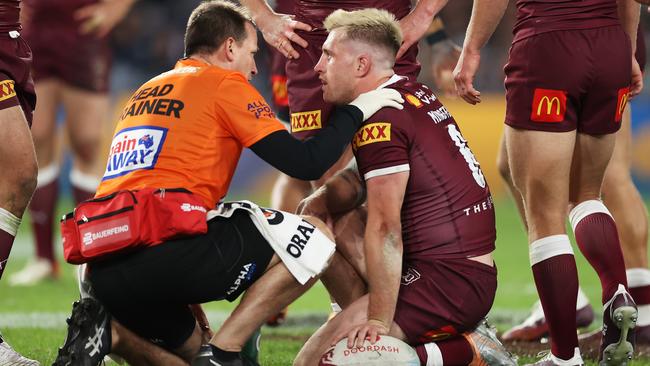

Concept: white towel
[[208, 201, 335, 284]]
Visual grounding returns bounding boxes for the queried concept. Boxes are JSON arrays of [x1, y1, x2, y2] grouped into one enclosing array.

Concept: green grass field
[[0, 198, 648, 365]]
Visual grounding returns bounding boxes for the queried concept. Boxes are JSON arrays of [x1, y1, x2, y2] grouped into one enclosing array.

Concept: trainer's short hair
[[184, 0, 252, 56], [323, 8, 403, 62]]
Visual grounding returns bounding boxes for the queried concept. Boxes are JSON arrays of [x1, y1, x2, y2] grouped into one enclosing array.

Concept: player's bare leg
[[265, 173, 312, 326], [62, 83, 106, 203], [506, 127, 582, 362], [10, 79, 60, 286], [209, 217, 333, 353], [0, 103, 39, 365], [601, 108, 650, 343], [568, 130, 636, 364], [498, 133, 594, 342]]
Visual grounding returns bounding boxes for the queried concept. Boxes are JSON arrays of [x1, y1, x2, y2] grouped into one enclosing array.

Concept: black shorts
[[88, 210, 275, 349]]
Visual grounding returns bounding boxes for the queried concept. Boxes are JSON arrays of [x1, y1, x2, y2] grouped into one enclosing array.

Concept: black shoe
[[53, 298, 111, 366], [599, 284, 637, 366], [191, 345, 260, 366]]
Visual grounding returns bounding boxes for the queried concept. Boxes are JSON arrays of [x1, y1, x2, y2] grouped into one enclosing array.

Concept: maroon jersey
[[24, 0, 97, 27], [513, 0, 619, 43], [0, 0, 20, 32], [353, 76, 496, 260], [295, 0, 411, 29]]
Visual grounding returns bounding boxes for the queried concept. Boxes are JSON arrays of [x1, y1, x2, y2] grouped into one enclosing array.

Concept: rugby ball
[[318, 335, 419, 366]]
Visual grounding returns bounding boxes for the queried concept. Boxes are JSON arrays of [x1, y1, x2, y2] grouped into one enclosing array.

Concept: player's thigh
[[31, 79, 61, 160], [332, 206, 367, 280], [504, 126, 575, 201], [61, 83, 109, 163], [270, 173, 312, 212], [569, 132, 616, 204]]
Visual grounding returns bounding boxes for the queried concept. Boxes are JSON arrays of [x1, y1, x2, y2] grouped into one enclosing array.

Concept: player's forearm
[[463, 0, 509, 53], [239, 0, 274, 22], [618, 0, 641, 54], [411, 0, 450, 23], [365, 224, 403, 327]]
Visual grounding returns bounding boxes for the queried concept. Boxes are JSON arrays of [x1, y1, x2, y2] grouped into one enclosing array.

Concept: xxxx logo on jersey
[[291, 110, 321, 132], [0, 80, 16, 102], [352, 122, 391, 150]]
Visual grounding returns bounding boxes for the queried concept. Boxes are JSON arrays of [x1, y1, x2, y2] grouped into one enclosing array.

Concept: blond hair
[[323, 8, 403, 62]]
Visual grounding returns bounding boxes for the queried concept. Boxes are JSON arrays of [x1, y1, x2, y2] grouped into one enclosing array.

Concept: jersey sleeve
[[353, 108, 411, 181], [215, 73, 287, 147]]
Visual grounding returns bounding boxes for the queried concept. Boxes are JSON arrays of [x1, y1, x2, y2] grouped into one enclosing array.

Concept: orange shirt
[[96, 58, 286, 208]]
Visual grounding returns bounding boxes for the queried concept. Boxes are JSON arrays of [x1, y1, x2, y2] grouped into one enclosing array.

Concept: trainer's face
[[232, 23, 259, 80], [315, 29, 357, 104]]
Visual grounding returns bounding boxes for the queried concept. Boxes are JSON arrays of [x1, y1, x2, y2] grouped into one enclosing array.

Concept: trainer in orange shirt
[[54, 2, 403, 365]]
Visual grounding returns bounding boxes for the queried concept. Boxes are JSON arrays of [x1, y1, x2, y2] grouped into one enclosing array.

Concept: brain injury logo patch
[[291, 110, 322, 132], [103, 126, 168, 180], [530, 88, 567, 123], [0, 80, 16, 102], [352, 122, 391, 150]]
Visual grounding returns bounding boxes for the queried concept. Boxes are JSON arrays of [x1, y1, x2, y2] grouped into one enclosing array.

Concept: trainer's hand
[[256, 12, 312, 59], [340, 320, 390, 349], [396, 12, 431, 60], [453, 49, 482, 105], [430, 40, 462, 98], [75, 0, 135, 37], [630, 58, 644, 97], [189, 304, 214, 342], [349, 88, 404, 121]]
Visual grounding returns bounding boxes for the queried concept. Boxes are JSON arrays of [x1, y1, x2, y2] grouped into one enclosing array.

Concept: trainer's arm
[[344, 171, 409, 348], [453, 0, 509, 105], [250, 106, 363, 181]]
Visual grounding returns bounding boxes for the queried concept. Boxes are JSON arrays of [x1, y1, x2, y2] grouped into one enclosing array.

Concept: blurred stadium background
[[1, 1, 650, 364]]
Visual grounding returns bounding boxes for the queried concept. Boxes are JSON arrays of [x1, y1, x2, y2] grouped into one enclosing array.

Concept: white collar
[[377, 74, 406, 89]]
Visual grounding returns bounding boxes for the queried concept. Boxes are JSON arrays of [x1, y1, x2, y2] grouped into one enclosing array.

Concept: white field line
[[0, 309, 552, 329]]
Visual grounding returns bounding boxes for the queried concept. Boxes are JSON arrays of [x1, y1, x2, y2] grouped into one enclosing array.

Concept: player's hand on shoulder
[[349, 88, 404, 121], [453, 48, 482, 105], [75, 0, 135, 37], [256, 12, 312, 59]]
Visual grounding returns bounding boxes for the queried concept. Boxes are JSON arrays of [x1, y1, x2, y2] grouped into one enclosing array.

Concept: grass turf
[[0, 199, 648, 365]]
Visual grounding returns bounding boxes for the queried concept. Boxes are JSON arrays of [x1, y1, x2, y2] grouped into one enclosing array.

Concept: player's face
[[315, 30, 357, 104], [232, 23, 259, 80]]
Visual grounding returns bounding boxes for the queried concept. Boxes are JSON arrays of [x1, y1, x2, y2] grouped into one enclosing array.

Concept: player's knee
[[71, 137, 102, 165], [301, 215, 334, 242]]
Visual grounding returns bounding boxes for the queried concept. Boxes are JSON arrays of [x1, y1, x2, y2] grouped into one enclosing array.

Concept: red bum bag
[[61, 188, 208, 264]]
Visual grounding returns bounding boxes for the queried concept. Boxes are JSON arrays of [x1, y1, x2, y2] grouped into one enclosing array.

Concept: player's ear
[[355, 54, 371, 77], [224, 37, 236, 62]]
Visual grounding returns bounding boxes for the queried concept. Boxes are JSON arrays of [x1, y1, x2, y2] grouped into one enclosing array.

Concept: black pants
[[89, 210, 275, 349]]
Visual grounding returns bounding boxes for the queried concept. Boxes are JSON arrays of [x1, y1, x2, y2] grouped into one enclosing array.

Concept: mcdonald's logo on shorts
[[615, 86, 630, 123], [530, 88, 567, 123], [291, 110, 322, 132], [0, 80, 16, 102]]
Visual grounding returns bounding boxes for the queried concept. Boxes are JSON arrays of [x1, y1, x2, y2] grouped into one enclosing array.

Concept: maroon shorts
[[504, 25, 631, 135], [394, 257, 497, 345], [636, 26, 646, 73], [24, 21, 111, 92], [0, 33, 36, 126], [286, 29, 420, 140]]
